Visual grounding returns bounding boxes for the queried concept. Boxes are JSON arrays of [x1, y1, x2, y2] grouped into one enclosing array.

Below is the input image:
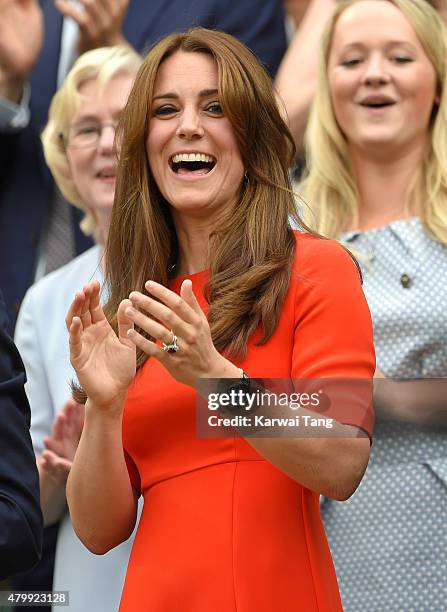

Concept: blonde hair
[[301, 0, 447, 245], [41, 45, 142, 240]]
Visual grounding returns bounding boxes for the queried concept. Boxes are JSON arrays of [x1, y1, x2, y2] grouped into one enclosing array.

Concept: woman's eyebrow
[[338, 40, 418, 53], [153, 88, 219, 101], [337, 42, 364, 53], [71, 113, 100, 124]]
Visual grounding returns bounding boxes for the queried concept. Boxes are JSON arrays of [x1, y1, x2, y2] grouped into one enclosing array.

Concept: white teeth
[[171, 153, 215, 163]]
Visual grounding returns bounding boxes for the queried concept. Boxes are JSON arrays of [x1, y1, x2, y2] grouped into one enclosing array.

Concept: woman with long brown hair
[[65, 28, 374, 610]]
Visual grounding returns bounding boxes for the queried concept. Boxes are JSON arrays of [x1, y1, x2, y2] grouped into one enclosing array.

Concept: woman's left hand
[[125, 279, 237, 387]]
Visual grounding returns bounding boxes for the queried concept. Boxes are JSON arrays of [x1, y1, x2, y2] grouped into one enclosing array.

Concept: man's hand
[[55, 0, 129, 55], [0, 0, 43, 102]]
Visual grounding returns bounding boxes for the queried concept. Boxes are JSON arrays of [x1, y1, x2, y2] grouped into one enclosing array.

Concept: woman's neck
[[174, 223, 211, 276], [171, 204, 234, 276], [348, 142, 425, 231]]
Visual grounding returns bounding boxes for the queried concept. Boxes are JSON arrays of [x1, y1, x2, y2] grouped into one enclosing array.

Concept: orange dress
[[120, 233, 375, 611]]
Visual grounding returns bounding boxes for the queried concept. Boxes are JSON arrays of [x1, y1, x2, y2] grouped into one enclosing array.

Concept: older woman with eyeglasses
[[14, 45, 141, 612]]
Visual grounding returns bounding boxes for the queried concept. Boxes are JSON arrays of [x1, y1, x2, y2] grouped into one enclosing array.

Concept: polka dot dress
[[321, 218, 447, 612]]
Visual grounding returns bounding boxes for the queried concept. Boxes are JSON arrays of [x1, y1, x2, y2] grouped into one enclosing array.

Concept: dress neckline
[[169, 268, 209, 290]]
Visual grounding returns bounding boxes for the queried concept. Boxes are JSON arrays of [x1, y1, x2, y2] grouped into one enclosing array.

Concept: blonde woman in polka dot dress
[[299, 0, 447, 610]]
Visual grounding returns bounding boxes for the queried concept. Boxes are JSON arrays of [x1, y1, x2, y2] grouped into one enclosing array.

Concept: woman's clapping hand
[[124, 279, 235, 388], [66, 281, 136, 410]]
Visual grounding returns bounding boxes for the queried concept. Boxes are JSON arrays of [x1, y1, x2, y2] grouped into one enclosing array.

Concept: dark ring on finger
[[162, 331, 179, 353]]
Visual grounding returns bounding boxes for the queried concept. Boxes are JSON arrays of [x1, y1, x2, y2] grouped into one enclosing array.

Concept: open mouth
[[96, 169, 117, 179], [361, 102, 395, 109], [360, 97, 396, 109], [169, 152, 216, 176]]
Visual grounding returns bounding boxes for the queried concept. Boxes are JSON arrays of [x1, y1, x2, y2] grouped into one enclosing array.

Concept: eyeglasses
[[61, 121, 119, 149]]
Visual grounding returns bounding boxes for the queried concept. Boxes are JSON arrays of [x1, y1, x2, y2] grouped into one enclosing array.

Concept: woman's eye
[[206, 102, 223, 115], [392, 56, 413, 64], [341, 58, 362, 68], [154, 106, 177, 117], [75, 125, 99, 136]]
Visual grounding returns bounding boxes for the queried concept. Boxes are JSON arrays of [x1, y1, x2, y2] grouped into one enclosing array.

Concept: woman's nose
[[362, 55, 390, 86], [97, 124, 116, 153], [176, 109, 204, 139]]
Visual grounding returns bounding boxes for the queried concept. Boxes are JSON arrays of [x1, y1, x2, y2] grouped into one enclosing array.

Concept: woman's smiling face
[[65, 71, 135, 239], [327, 0, 438, 156], [146, 50, 245, 223]]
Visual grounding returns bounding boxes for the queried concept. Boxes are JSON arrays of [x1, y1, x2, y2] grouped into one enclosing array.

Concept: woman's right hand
[[66, 280, 136, 410]]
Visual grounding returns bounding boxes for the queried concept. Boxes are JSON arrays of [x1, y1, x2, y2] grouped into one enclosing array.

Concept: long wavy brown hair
[[104, 28, 301, 371]]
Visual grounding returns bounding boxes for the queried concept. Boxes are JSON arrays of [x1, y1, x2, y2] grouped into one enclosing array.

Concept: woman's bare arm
[[283, 0, 314, 28], [65, 281, 138, 553], [67, 400, 138, 554], [275, 0, 337, 150], [374, 372, 447, 426], [247, 434, 369, 501]]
